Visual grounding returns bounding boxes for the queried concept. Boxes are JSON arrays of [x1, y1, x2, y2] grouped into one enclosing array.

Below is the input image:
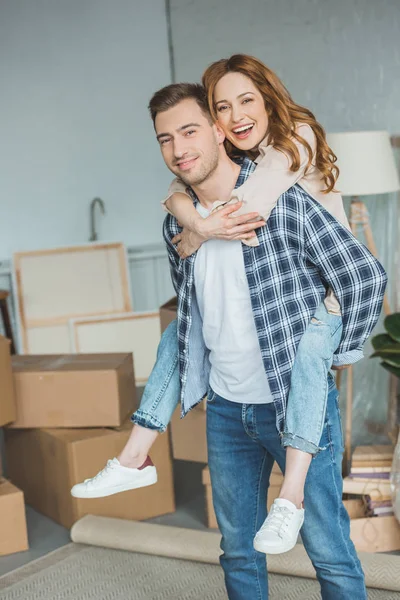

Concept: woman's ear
[[213, 122, 226, 145]]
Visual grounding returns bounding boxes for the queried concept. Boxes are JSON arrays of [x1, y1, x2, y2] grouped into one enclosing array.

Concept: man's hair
[[148, 83, 212, 125]]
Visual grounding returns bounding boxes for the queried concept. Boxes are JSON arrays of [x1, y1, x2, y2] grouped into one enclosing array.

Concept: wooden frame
[[13, 242, 132, 353], [70, 311, 161, 385]]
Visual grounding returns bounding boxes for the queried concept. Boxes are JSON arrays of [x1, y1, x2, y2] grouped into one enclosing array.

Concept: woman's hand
[[196, 201, 265, 241], [171, 229, 204, 259], [171, 202, 265, 259]]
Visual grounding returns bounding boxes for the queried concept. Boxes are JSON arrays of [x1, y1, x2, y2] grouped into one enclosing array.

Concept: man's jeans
[[207, 377, 366, 600]]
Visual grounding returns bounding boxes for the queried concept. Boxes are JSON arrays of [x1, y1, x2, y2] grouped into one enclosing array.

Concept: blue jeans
[[132, 320, 180, 432], [132, 303, 342, 458], [283, 302, 343, 454], [206, 378, 366, 600]]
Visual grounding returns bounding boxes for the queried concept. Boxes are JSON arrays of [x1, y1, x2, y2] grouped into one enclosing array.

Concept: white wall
[[0, 0, 172, 259], [169, 0, 400, 133]]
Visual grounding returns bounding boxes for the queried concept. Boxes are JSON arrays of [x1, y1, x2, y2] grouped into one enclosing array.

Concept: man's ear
[[213, 122, 226, 145]]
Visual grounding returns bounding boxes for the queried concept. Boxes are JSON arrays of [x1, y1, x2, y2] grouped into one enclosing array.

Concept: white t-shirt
[[194, 203, 273, 404]]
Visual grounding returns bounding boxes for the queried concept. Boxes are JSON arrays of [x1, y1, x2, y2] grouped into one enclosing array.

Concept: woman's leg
[[71, 319, 181, 498], [254, 303, 343, 553], [280, 305, 343, 504], [118, 425, 160, 469], [118, 319, 181, 468]]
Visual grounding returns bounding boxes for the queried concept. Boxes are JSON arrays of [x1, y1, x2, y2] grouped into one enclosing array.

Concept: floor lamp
[[326, 131, 400, 471]]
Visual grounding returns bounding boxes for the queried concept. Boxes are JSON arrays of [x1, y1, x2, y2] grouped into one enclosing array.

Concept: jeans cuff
[[281, 432, 320, 456], [131, 409, 167, 433]]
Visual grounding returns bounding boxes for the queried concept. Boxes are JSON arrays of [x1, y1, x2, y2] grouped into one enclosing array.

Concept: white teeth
[[233, 124, 253, 133]]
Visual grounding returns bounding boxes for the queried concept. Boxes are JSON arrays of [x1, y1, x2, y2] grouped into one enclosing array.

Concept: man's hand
[[331, 364, 351, 371]]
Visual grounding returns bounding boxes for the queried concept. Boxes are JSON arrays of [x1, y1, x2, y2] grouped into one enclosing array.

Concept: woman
[[71, 54, 352, 555]]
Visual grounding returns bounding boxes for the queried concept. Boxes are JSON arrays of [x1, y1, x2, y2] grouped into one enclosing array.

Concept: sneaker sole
[[253, 537, 298, 555], [70, 468, 158, 499]]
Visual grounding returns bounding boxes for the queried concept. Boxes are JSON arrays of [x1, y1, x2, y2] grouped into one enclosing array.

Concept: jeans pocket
[[207, 387, 217, 403]]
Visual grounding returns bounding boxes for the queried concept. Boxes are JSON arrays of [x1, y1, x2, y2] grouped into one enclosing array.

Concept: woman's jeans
[[132, 303, 342, 457], [206, 378, 366, 600], [132, 319, 180, 432], [283, 302, 343, 454]]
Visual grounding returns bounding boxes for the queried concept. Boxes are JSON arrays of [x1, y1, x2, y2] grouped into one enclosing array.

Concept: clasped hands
[[171, 201, 265, 259]]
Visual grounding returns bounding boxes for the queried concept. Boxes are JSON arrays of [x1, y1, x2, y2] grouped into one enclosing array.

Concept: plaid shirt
[[163, 157, 387, 430]]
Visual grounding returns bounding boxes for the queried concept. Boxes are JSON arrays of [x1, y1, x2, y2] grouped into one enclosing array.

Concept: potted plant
[[371, 313, 400, 378], [371, 313, 400, 522]]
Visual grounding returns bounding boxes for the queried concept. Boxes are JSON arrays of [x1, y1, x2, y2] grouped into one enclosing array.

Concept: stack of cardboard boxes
[[0, 336, 176, 547], [0, 335, 28, 556], [343, 445, 400, 552], [160, 298, 284, 529]]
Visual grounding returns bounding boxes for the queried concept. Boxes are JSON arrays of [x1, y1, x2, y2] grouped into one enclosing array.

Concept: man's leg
[[207, 388, 274, 600], [301, 376, 366, 599], [257, 375, 366, 600]]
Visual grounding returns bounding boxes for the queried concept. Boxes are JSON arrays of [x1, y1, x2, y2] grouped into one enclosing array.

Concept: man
[[150, 83, 386, 599]]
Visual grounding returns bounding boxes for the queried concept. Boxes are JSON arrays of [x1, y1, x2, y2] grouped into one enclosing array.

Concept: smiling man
[[149, 82, 386, 600]]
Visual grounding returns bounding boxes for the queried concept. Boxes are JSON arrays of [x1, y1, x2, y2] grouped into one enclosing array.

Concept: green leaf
[[379, 355, 400, 367], [371, 334, 400, 353], [384, 313, 400, 343], [380, 362, 400, 378], [371, 348, 400, 357]]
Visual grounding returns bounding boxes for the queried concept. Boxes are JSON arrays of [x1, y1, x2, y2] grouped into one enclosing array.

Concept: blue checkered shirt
[[163, 157, 387, 430]]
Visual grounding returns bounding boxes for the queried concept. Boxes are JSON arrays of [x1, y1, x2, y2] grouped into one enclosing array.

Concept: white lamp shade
[[326, 131, 400, 196]]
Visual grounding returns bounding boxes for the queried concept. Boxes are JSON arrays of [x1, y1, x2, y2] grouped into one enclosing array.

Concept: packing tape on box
[[71, 515, 400, 592]]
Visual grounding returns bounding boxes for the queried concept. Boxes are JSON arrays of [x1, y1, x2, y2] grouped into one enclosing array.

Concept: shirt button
[[183, 349, 187, 354]]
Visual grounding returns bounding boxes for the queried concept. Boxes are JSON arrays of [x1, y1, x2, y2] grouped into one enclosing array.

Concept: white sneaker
[[253, 498, 304, 554], [70, 456, 157, 498]]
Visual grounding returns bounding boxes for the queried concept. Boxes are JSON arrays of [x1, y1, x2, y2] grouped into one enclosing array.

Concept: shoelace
[[84, 459, 117, 485], [258, 505, 294, 539]]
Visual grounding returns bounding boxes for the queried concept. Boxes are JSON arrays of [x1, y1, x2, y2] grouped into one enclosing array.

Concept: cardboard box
[[343, 498, 368, 519], [5, 419, 175, 529], [350, 515, 400, 552], [0, 478, 29, 556], [8, 353, 136, 428], [202, 464, 283, 529], [0, 335, 17, 426], [171, 404, 207, 463], [159, 297, 177, 333]]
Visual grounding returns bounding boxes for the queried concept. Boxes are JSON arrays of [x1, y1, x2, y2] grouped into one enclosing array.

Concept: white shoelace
[[84, 459, 118, 485], [259, 505, 294, 539]]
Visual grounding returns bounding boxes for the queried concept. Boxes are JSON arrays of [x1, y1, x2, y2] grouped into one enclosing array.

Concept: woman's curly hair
[[202, 54, 339, 193]]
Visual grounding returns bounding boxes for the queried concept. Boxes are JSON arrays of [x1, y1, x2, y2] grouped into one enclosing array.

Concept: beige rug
[[0, 542, 399, 600], [71, 515, 400, 592]]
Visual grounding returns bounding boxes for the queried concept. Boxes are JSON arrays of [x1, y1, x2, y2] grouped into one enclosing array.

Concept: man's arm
[[303, 198, 387, 366]]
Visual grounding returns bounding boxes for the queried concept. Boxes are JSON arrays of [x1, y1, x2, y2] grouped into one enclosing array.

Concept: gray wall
[[170, 0, 400, 133], [1, 0, 399, 259], [0, 0, 172, 258], [168, 0, 400, 445]]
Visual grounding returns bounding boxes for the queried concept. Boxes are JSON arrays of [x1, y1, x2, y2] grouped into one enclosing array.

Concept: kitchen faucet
[[89, 197, 106, 242]]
